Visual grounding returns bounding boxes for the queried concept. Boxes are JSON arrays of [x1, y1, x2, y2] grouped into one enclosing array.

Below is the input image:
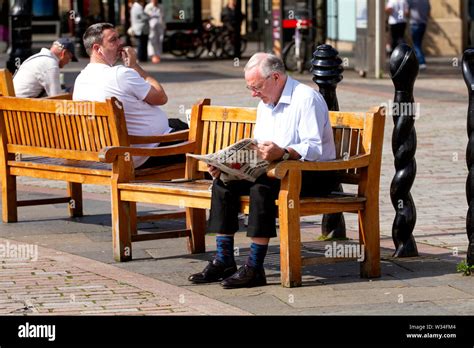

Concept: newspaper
[[186, 138, 269, 183]]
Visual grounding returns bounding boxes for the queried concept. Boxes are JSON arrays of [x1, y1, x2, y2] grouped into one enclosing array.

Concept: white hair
[[244, 53, 286, 78]]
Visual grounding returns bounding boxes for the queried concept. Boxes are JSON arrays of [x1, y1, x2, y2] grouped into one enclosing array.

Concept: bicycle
[[220, 29, 247, 58], [282, 17, 312, 73], [165, 19, 227, 60], [164, 18, 248, 60], [166, 29, 203, 58]]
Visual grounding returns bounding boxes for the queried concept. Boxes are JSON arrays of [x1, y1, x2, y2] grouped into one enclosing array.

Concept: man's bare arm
[[121, 46, 168, 105]]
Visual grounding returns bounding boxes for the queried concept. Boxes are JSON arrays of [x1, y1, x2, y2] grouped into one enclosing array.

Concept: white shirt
[[73, 63, 171, 168], [13, 48, 62, 97], [131, 2, 149, 35], [145, 3, 164, 28], [386, 0, 408, 25], [253, 76, 336, 162]]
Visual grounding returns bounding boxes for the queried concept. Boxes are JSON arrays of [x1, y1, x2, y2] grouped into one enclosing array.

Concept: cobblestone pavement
[[0, 237, 248, 316]]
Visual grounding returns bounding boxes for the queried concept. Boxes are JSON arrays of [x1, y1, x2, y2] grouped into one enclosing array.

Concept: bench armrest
[[266, 154, 371, 179], [128, 130, 189, 144], [98, 140, 196, 163]]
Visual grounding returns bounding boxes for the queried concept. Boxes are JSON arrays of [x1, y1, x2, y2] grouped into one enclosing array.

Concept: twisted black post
[[311, 44, 346, 239], [6, 0, 32, 74], [389, 44, 419, 257], [462, 49, 474, 266]]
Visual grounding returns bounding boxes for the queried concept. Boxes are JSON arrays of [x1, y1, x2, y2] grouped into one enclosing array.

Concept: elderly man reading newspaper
[[188, 53, 340, 288]]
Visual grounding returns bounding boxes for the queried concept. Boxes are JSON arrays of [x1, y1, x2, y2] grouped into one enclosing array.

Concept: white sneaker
[[419, 64, 427, 70]]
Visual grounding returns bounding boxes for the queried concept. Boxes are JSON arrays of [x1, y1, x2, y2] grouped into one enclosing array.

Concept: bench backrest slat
[[0, 69, 15, 97], [0, 96, 128, 161], [189, 99, 381, 185]]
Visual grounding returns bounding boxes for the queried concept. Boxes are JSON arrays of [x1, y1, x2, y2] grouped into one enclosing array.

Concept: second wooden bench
[[101, 99, 386, 287]]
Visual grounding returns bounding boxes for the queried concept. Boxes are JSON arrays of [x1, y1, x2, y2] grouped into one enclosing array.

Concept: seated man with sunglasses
[[188, 52, 339, 288]]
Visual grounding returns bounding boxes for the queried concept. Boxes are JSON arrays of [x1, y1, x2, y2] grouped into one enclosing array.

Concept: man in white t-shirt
[[73, 22, 184, 168], [13, 38, 77, 98]]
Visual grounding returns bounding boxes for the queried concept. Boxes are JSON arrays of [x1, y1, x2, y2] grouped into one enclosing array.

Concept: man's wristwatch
[[282, 148, 290, 161]]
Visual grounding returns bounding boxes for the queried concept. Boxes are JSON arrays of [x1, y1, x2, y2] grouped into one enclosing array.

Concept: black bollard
[[462, 49, 474, 266], [6, 0, 32, 74], [311, 44, 346, 239], [311, 44, 342, 110], [389, 44, 419, 257]]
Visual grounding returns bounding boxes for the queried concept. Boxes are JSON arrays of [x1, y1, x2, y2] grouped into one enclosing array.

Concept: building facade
[[326, 0, 468, 57], [0, 0, 471, 58]]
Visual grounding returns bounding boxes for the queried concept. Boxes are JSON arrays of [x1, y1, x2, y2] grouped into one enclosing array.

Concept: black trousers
[[208, 171, 340, 238], [137, 34, 148, 62], [389, 23, 406, 52]]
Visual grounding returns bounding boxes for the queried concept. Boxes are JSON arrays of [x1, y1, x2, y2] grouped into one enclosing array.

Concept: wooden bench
[[0, 68, 72, 100], [101, 99, 385, 287], [0, 96, 193, 254]]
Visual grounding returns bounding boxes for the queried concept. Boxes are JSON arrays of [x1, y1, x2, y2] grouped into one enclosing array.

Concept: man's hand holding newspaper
[[186, 138, 271, 184]]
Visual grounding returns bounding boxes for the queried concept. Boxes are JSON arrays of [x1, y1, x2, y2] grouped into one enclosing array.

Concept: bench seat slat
[[7, 144, 100, 161], [117, 180, 366, 214], [8, 157, 112, 175], [119, 180, 213, 196], [8, 157, 185, 179]]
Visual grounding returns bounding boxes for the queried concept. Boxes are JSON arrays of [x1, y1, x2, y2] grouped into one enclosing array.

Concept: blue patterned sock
[[246, 243, 268, 269], [215, 235, 235, 265]]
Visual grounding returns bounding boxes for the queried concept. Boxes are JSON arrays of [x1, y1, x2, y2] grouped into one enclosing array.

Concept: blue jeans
[[411, 23, 427, 65]]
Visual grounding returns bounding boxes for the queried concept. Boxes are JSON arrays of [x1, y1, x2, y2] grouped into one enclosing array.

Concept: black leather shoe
[[188, 259, 237, 284], [221, 264, 267, 289]]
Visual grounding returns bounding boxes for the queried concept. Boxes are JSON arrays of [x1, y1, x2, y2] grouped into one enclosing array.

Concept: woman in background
[[145, 0, 165, 64]]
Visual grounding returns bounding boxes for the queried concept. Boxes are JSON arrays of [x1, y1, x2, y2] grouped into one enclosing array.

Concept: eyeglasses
[[246, 75, 270, 93]]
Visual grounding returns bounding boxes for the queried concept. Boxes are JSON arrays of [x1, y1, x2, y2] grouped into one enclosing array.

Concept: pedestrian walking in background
[[145, 0, 165, 64], [130, 0, 150, 63], [221, 0, 238, 33], [407, 0, 430, 70], [385, 0, 408, 54]]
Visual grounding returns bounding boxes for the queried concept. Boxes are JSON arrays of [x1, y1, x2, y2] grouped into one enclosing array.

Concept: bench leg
[[1, 172, 17, 223], [186, 207, 206, 254], [279, 205, 302, 287], [130, 202, 138, 236], [359, 204, 381, 278], [278, 171, 302, 288], [67, 183, 83, 217], [111, 188, 132, 262]]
